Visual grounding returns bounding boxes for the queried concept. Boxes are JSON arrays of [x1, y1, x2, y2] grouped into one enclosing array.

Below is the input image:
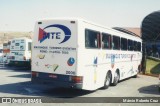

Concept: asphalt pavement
[[0, 65, 159, 106]]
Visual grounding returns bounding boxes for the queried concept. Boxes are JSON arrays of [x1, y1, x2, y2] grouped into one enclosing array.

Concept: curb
[[138, 73, 159, 78]]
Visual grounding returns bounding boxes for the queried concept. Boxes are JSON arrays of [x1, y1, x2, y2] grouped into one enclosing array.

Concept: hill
[[0, 32, 33, 44]]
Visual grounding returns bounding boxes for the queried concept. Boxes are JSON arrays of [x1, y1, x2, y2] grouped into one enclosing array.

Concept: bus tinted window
[[128, 39, 133, 51], [102, 33, 111, 49], [28, 42, 32, 51], [133, 41, 137, 51], [85, 29, 101, 49], [20, 46, 24, 50], [137, 42, 141, 51], [112, 36, 120, 50], [121, 38, 127, 50], [0, 49, 2, 53], [15, 43, 19, 46]]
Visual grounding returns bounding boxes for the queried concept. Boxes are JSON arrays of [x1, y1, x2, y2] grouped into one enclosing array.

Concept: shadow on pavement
[[0, 66, 31, 72], [0, 66, 93, 97], [43, 87, 93, 98], [8, 73, 31, 78], [0, 81, 93, 97], [118, 75, 140, 83], [138, 84, 160, 95]]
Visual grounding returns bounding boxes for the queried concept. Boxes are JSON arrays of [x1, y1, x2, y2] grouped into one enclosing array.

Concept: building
[[113, 27, 141, 37], [141, 10, 160, 58]]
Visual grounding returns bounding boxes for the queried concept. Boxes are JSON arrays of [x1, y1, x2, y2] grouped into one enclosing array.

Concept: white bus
[[0, 44, 3, 63], [2, 41, 11, 64], [32, 18, 142, 90], [9, 37, 32, 67]]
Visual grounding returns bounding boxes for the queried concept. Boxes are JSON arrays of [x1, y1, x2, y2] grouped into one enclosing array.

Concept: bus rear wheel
[[111, 71, 119, 86], [103, 72, 112, 89]]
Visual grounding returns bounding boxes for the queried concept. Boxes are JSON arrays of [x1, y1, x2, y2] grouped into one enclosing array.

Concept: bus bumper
[[8, 60, 31, 67], [158, 83, 160, 92], [31, 71, 83, 89]]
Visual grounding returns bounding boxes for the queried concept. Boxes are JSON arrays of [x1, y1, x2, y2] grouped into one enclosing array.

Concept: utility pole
[[29, 31, 32, 39]]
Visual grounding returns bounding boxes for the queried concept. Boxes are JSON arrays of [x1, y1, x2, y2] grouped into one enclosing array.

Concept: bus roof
[[11, 37, 32, 41], [37, 18, 142, 40]]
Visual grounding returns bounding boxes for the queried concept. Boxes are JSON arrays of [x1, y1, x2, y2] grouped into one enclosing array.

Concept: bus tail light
[[32, 72, 39, 77], [70, 76, 83, 83]]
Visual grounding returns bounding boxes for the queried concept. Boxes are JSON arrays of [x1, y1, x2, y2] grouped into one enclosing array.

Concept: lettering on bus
[[66, 71, 75, 75], [38, 24, 71, 44], [34, 46, 76, 55], [106, 54, 136, 59]]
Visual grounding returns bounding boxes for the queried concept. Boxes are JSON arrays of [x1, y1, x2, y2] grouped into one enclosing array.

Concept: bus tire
[[103, 71, 112, 89], [111, 70, 119, 86], [133, 73, 138, 78]]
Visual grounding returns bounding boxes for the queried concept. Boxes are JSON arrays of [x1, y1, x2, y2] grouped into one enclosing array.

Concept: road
[[0, 65, 159, 106]]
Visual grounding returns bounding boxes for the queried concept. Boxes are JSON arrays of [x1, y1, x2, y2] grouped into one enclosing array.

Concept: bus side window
[[137, 42, 141, 52], [94, 39, 97, 47], [121, 38, 127, 51], [128, 39, 133, 51], [112, 36, 120, 50], [102, 33, 111, 49], [85, 29, 101, 49], [28, 42, 32, 51], [133, 41, 137, 51], [112, 42, 115, 49], [0, 49, 2, 53]]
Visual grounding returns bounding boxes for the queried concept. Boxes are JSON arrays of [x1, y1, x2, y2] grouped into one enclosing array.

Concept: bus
[[0, 44, 3, 63], [9, 37, 32, 67], [31, 18, 142, 90], [2, 41, 11, 64]]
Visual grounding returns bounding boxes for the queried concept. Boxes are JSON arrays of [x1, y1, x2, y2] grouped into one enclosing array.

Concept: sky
[[0, 0, 160, 32]]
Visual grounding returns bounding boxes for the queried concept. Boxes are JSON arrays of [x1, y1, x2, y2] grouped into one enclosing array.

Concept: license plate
[[49, 74, 57, 78]]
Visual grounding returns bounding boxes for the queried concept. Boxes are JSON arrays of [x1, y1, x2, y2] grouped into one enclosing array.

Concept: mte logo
[[38, 24, 71, 44]]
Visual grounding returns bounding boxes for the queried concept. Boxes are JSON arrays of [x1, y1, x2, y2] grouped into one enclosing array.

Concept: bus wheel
[[111, 71, 119, 86], [103, 72, 111, 89], [133, 74, 138, 78]]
